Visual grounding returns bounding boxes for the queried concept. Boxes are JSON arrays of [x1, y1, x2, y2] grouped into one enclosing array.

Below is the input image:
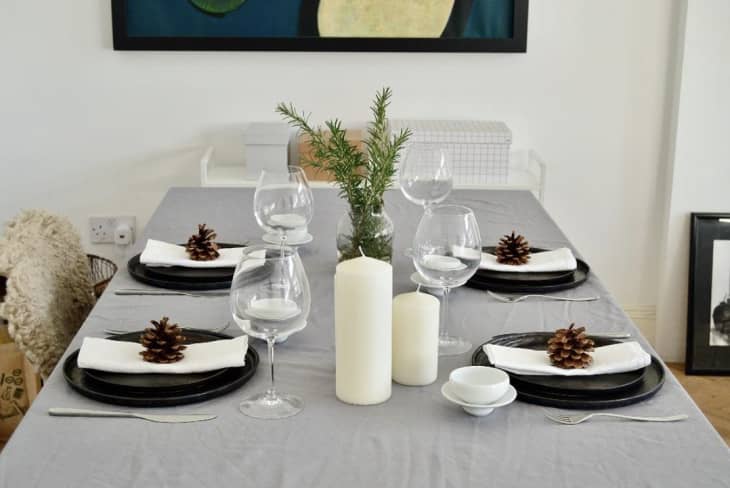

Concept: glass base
[[438, 334, 472, 356], [239, 390, 303, 420]]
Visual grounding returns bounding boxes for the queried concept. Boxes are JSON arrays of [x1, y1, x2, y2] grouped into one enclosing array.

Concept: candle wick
[[358, 246, 366, 257], [416, 284, 422, 293]]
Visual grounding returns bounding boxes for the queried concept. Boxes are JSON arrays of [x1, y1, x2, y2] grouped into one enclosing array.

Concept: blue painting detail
[[464, 0, 514, 38], [125, 0, 514, 39], [126, 0, 302, 38]]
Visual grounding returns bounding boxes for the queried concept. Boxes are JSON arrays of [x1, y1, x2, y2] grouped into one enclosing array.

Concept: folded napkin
[[484, 341, 651, 376], [480, 247, 577, 273], [140, 239, 244, 268], [77, 335, 248, 374]]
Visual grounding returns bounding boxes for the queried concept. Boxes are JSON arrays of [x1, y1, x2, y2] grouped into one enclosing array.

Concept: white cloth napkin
[[484, 341, 651, 376], [140, 239, 244, 268], [77, 335, 248, 374], [480, 247, 577, 273]]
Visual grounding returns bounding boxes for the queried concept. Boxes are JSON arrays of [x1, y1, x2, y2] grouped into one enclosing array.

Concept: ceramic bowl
[[449, 366, 509, 405]]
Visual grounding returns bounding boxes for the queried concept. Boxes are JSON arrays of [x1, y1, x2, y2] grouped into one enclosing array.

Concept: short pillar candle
[[392, 291, 440, 386], [334, 256, 393, 405]]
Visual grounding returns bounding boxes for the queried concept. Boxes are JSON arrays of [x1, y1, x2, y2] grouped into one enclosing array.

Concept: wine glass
[[230, 244, 311, 419], [399, 143, 453, 208], [254, 166, 313, 247], [411, 205, 481, 356]]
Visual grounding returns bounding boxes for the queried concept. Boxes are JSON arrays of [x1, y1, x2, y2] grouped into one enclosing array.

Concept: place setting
[[466, 231, 592, 294], [470, 324, 667, 410], [124, 165, 314, 293]]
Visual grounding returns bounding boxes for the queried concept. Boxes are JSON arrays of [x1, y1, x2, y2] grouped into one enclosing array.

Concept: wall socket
[[89, 216, 136, 244]]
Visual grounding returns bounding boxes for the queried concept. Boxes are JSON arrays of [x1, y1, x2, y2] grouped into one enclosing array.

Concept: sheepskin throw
[[0, 210, 95, 377]]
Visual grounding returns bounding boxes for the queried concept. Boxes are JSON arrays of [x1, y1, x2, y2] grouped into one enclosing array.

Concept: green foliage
[[276, 88, 410, 261], [189, 0, 247, 15]]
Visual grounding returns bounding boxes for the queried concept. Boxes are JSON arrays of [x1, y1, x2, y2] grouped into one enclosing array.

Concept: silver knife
[[49, 407, 216, 423], [114, 289, 229, 297]]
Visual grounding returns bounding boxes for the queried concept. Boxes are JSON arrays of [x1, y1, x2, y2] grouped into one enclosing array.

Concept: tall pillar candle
[[334, 256, 393, 405], [392, 292, 440, 386]]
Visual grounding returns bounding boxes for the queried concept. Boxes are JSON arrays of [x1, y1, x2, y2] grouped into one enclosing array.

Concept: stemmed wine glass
[[230, 244, 311, 419], [399, 143, 453, 207], [254, 166, 313, 248], [411, 205, 481, 356]]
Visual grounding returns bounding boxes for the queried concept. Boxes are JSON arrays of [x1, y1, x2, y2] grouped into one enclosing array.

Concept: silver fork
[[104, 321, 232, 336], [545, 412, 688, 425], [487, 290, 600, 303]]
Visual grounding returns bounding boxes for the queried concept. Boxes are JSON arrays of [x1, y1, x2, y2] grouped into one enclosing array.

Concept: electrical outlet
[[89, 216, 136, 244]]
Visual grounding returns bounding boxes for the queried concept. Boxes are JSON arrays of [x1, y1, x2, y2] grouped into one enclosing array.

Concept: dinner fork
[[545, 412, 688, 425], [104, 321, 232, 336], [486, 290, 600, 303]]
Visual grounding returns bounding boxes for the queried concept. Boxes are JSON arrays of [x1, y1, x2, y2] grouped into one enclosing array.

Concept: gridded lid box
[[389, 120, 512, 145], [390, 120, 513, 184]]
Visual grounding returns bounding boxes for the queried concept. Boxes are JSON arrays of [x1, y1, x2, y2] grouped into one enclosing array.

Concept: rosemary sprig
[[276, 88, 411, 261]]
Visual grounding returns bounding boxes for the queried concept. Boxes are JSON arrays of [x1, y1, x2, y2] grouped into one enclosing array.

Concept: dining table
[[1, 187, 729, 488]]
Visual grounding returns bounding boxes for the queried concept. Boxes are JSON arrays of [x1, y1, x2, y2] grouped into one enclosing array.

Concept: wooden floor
[[668, 363, 730, 445]]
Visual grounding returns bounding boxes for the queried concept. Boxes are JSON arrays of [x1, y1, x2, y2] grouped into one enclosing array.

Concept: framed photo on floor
[[687, 213, 730, 374], [111, 0, 529, 52]]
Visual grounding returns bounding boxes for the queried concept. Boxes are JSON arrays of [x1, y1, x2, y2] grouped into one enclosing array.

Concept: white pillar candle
[[392, 292, 440, 386], [334, 256, 393, 405]]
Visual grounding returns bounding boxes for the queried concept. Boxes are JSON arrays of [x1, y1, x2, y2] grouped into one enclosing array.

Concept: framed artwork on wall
[[687, 213, 730, 374], [111, 0, 528, 52]]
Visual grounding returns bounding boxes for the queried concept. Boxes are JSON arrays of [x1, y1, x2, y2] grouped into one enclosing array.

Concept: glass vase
[[336, 207, 394, 263]]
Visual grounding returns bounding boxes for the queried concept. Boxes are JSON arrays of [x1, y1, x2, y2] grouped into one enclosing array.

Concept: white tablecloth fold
[[480, 247, 577, 272], [484, 341, 651, 376], [77, 335, 248, 374], [140, 239, 244, 268]]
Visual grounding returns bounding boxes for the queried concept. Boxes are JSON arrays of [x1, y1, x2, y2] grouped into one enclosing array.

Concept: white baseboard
[[623, 305, 657, 346]]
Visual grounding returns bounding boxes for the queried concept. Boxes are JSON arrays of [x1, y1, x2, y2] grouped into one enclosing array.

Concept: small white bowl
[[449, 366, 509, 405], [441, 382, 517, 416]]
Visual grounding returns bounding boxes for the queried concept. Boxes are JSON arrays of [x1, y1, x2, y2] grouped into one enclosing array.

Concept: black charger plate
[[64, 330, 258, 407], [466, 258, 590, 293], [476, 247, 575, 285], [127, 243, 241, 291], [472, 333, 664, 409]]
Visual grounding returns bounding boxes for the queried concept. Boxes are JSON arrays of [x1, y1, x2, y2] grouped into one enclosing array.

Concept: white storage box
[[390, 120, 512, 184], [243, 122, 290, 179]]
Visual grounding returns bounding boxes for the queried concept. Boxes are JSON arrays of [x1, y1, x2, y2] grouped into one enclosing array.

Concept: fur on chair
[[0, 210, 95, 377]]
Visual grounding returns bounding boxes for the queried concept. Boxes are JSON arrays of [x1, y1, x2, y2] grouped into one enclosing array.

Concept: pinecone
[[139, 317, 187, 363], [186, 224, 220, 261], [495, 231, 531, 265], [547, 324, 595, 369]]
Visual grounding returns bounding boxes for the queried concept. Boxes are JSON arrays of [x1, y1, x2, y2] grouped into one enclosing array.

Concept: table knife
[[49, 408, 216, 423]]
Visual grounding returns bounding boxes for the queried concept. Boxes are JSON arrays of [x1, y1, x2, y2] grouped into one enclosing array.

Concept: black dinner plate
[[63, 330, 258, 407], [466, 256, 590, 293], [475, 333, 646, 394], [472, 333, 664, 409], [84, 331, 230, 392], [127, 243, 241, 291], [475, 247, 576, 285]]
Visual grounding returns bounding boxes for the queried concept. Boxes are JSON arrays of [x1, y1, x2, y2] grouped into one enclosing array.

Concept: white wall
[[1, 2, 676, 313], [655, 0, 730, 360]]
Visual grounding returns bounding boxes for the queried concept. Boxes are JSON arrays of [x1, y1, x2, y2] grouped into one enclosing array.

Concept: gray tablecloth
[[1, 188, 728, 488]]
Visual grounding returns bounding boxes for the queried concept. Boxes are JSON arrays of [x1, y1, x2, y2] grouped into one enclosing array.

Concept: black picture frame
[[687, 213, 730, 374], [111, 0, 528, 53]]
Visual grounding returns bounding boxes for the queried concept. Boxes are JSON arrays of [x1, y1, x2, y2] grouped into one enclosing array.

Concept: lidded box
[[243, 122, 290, 179], [390, 120, 512, 184]]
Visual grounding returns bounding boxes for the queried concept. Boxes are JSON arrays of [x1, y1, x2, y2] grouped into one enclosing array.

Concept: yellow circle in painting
[[317, 0, 456, 38]]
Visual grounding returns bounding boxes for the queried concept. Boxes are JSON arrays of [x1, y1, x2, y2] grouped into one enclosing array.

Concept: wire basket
[[87, 254, 118, 299]]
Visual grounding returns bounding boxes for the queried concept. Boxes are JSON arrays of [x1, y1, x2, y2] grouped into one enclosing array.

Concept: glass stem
[[266, 337, 277, 400], [440, 286, 451, 338]]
